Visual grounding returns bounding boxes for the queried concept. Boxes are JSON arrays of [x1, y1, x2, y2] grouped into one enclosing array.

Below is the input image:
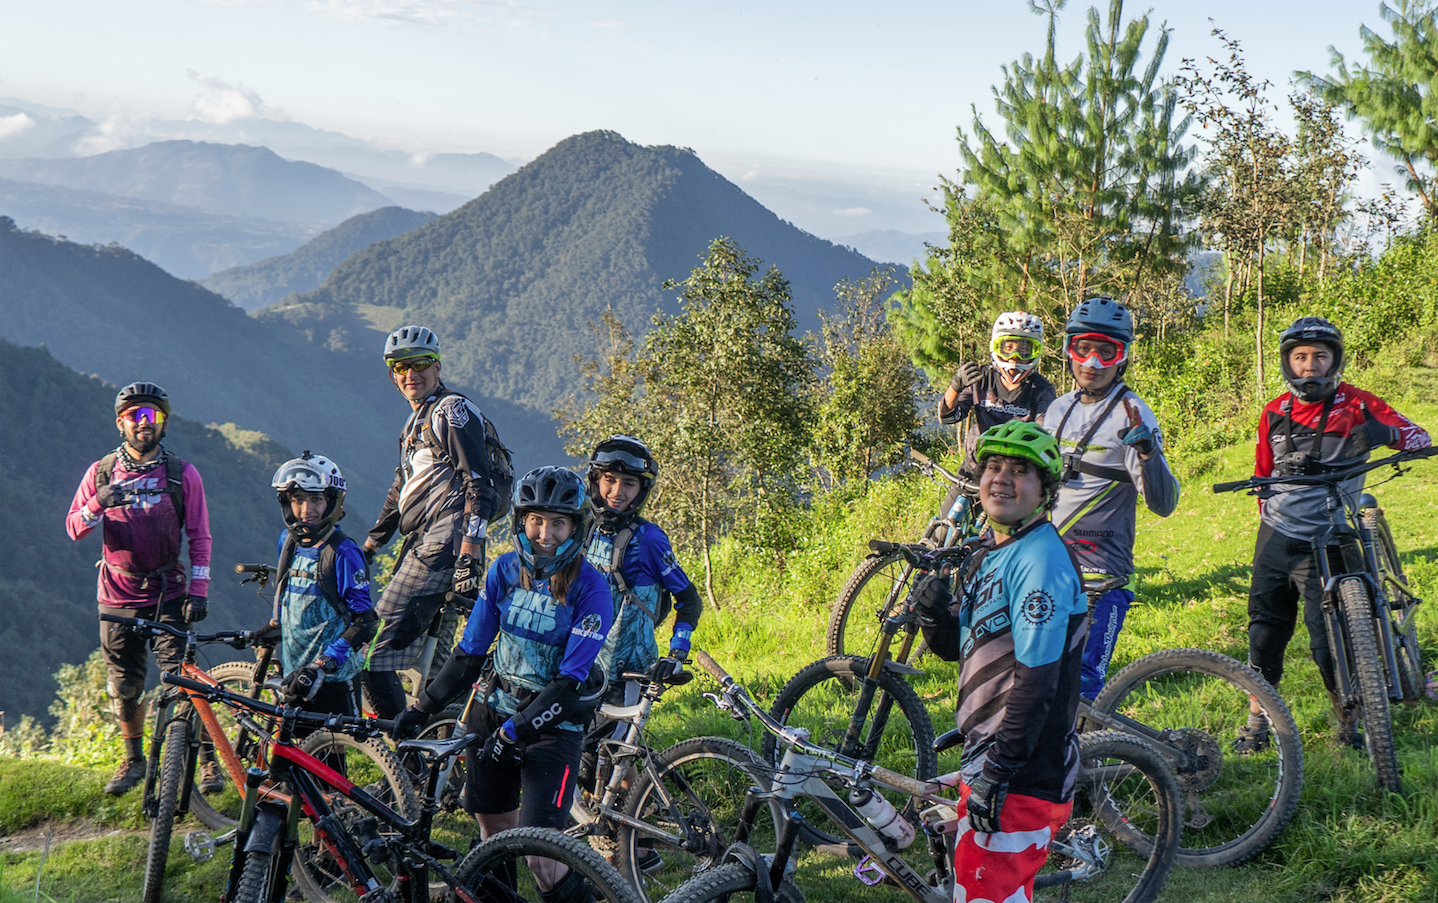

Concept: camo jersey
[[940, 366, 1057, 475], [1043, 388, 1180, 579], [584, 521, 697, 679], [274, 529, 373, 683], [453, 551, 612, 732]]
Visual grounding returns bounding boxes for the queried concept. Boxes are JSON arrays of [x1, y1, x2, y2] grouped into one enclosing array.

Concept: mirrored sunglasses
[[991, 336, 1041, 361], [388, 355, 439, 375], [121, 406, 167, 425], [1066, 333, 1127, 368]]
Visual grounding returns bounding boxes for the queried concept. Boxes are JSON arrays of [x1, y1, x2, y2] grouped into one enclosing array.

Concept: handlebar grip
[[235, 563, 268, 574], [99, 613, 137, 625], [868, 539, 899, 554], [691, 649, 730, 685], [1211, 480, 1251, 494], [908, 448, 932, 466]]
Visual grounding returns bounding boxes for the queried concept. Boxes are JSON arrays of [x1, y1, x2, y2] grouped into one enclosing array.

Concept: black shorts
[[463, 703, 582, 828], [99, 597, 189, 698]]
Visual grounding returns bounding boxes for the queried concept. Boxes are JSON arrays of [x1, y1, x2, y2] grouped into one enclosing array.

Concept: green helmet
[[974, 420, 1063, 480]]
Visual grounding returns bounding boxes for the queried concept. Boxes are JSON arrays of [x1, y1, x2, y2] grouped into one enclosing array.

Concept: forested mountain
[[0, 341, 289, 722], [202, 206, 438, 310], [0, 140, 392, 225], [271, 130, 890, 417], [0, 176, 314, 278]]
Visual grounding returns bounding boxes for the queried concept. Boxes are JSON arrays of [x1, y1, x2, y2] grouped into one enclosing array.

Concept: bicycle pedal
[[184, 830, 216, 863], [854, 855, 886, 887]]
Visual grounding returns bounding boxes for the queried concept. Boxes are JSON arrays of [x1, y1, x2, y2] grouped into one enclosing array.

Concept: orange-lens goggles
[[1066, 333, 1126, 367], [121, 406, 167, 425], [388, 356, 439, 375]]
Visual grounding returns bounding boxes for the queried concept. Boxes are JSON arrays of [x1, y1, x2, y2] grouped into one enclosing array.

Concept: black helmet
[[272, 451, 347, 541], [115, 382, 170, 417], [587, 435, 658, 529], [512, 467, 592, 580], [1279, 317, 1344, 402]]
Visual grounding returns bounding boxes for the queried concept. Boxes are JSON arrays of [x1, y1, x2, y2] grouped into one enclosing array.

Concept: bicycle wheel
[[1035, 731, 1181, 903], [452, 825, 643, 903], [233, 844, 282, 903], [657, 861, 804, 903], [291, 731, 421, 903], [1090, 647, 1303, 867], [1364, 509, 1426, 702], [1338, 577, 1402, 792], [190, 660, 279, 830], [616, 737, 783, 903], [827, 551, 928, 661], [142, 715, 191, 903], [761, 655, 937, 851]]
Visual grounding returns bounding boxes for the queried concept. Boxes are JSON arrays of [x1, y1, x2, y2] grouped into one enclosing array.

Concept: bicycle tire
[[1364, 509, 1426, 702], [452, 825, 643, 903], [761, 655, 937, 851], [1091, 647, 1303, 867], [142, 716, 190, 903], [1037, 730, 1180, 903], [233, 844, 279, 903], [1338, 577, 1402, 792], [616, 737, 783, 903], [190, 660, 277, 831], [290, 730, 421, 903], [656, 861, 804, 903], [826, 551, 928, 662]]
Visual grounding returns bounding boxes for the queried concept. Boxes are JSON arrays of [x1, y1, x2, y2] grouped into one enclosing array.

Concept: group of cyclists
[[67, 297, 1430, 903]]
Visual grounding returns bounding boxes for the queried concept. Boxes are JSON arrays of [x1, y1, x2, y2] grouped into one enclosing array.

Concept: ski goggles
[[591, 448, 655, 477], [1066, 333, 1128, 369], [991, 335, 1041, 362], [388, 354, 439, 375], [120, 406, 167, 425]]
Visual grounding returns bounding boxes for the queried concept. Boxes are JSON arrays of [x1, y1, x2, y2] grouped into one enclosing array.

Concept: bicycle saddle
[[398, 731, 480, 761]]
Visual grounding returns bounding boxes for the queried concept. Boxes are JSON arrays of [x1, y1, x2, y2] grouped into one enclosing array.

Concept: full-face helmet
[[989, 311, 1044, 376], [272, 451, 347, 541], [1278, 316, 1345, 402], [512, 467, 592, 580]]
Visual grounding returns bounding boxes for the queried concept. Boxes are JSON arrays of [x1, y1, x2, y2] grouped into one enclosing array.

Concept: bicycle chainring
[[1161, 727, 1222, 794]]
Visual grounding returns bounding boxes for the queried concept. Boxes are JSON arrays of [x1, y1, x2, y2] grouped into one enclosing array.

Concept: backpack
[[274, 528, 358, 624], [96, 448, 186, 530], [606, 519, 673, 625], [412, 389, 515, 521]]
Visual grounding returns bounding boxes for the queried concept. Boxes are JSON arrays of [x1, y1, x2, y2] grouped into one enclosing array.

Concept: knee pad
[[540, 867, 595, 903]]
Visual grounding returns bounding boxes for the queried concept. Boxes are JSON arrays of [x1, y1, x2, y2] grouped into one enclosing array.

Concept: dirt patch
[[0, 821, 143, 854]]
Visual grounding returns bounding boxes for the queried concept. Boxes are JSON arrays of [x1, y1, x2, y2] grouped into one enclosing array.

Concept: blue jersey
[[455, 551, 612, 731], [274, 530, 373, 683], [585, 521, 694, 677]]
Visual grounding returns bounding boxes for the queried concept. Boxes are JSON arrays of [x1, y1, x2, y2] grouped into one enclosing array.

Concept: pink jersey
[[66, 450, 212, 607]]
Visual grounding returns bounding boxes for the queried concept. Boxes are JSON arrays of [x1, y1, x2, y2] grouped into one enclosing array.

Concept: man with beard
[[66, 383, 213, 795]]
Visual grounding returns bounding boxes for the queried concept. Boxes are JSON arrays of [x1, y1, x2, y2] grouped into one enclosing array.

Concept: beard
[[127, 429, 162, 455]]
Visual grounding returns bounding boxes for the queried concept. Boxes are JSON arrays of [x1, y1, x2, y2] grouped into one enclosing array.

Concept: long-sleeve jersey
[[454, 551, 613, 732], [66, 448, 212, 606], [1255, 384, 1430, 540], [939, 367, 1057, 475], [921, 522, 1088, 802], [274, 529, 373, 682], [1044, 387, 1180, 579], [368, 387, 500, 562], [584, 519, 702, 677]]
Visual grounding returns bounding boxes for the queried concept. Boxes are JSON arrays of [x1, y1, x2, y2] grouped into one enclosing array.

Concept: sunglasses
[[991, 336, 1041, 362], [388, 356, 439, 375], [1066, 333, 1127, 368], [121, 406, 167, 425]]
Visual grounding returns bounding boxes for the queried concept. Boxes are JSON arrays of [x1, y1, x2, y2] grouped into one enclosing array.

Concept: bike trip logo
[[571, 613, 606, 641]]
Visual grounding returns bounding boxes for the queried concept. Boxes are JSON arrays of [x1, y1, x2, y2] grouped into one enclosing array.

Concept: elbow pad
[[338, 608, 379, 649], [416, 651, 488, 715], [511, 677, 583, 742]]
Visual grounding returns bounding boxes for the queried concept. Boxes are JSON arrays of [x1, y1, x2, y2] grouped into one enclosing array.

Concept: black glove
[[479, 725, 523, 769], [950, 361, 983, 393], [95, 484, 131, 508], [647, 656, 683, 684], [392, 705, 428, 741], [911, 573, 953, 626], [1361, 406, 1399, 449], [280, 665, 324, 704], [253, 620, 282, 649], [452, 554, 480, 601], [966, 771, 1009, 835], [363, 543, 378, 567], [185, 595, 208, 623]]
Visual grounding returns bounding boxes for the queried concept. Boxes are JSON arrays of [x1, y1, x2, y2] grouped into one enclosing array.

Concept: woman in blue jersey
[[914, 422, 1088, 903], [394, 467, 612, 901]]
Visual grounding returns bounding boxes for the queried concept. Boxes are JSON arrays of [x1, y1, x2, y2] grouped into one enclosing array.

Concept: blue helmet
[[512, 467, 592, 580]]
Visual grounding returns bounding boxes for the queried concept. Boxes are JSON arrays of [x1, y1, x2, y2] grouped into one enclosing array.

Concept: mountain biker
[[1240, 316, 1430, 751], [267, 453, 377, 729], [362, 326, 510, 720], [1043, 297, 1180, 699], [65, 382, 213, 796], [913, 421, 1087, 903], [393, 467, 611, 901]]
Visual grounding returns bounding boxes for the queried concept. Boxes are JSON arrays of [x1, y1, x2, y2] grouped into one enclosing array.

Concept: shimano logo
[[531, 703, 563, 730]]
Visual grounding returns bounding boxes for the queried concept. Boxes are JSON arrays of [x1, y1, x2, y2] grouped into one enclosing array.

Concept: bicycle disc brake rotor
[[1162, 727, 1222, 794]]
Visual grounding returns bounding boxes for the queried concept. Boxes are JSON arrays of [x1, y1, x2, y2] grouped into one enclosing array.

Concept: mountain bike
[[1214, 445, 1438, 792], [688, 650, 1182, 903], [826, 449, 983, 660], [771, 541, 1304, 868], [162, 673, 640, 903]]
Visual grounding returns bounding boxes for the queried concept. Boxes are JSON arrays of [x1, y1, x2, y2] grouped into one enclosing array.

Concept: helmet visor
[[121, 406, 167, 425], [273, 463, 329, 492], [1066, 333, 1127, 369], [991, 336, 1041, 362]]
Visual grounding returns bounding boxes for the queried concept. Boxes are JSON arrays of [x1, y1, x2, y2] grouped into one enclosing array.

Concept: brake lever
[[703, 691, 747, 722]]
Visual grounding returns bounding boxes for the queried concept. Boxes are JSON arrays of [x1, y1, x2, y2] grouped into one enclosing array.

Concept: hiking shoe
[[1231, 725, 1271, 754], [105, 758, 146, 795], [635, 849, 664, 874], [198, 759, 226, 794]]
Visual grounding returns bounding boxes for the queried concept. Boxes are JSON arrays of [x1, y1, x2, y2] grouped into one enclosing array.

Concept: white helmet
[[272, 451, 347, 540], [990, 311, 1044, 376], [383, 325, 440, 361]]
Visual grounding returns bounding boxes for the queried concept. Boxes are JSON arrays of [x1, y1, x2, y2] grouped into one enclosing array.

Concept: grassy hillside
[[201, 206, 438, 310]]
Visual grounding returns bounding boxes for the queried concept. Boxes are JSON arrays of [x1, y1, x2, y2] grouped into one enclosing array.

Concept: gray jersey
[[1044, 388, 1181, 579]]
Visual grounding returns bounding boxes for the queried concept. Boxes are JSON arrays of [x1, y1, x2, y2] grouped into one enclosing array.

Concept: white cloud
[[0, 112, 35, 140], [304, 0, 537, 30], [834, 207, 872, 217], [71, 110, 155, 155], [741, 167, 761, 183], [187, 69, 271, 123]]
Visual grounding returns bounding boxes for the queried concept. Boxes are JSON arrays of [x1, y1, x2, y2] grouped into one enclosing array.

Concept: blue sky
[[0, 0, 1404, 233]]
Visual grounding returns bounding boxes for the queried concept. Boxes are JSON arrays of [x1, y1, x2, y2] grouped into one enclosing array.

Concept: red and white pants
[[951, 781, 1072, 903]]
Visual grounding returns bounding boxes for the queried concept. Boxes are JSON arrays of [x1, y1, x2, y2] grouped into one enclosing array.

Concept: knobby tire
[[233, 845, 279, 903], [142, 716, 191, 903], [1364, 509, 1426, 702], [1338, 577, 1402, 792], [453, 825, 643, 903], [190, 660, 274, 831], [826, 551, 928, 662], [655, 861, 804, 903]]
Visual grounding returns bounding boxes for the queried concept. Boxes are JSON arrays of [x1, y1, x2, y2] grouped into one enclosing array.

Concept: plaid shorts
[[365, 543, 454, 672]]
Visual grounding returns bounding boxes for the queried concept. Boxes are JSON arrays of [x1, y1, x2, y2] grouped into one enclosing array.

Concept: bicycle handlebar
[[235, 563, 270, 574], [100, 613, 256, 649], [160, 672, 398, 737], [909, 448, 978, 496], [1212, 445, 1438, 495], [866, 539, 976, 571]]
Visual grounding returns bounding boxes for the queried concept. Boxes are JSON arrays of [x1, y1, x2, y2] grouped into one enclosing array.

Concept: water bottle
[[849, 786, 916, 849]]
